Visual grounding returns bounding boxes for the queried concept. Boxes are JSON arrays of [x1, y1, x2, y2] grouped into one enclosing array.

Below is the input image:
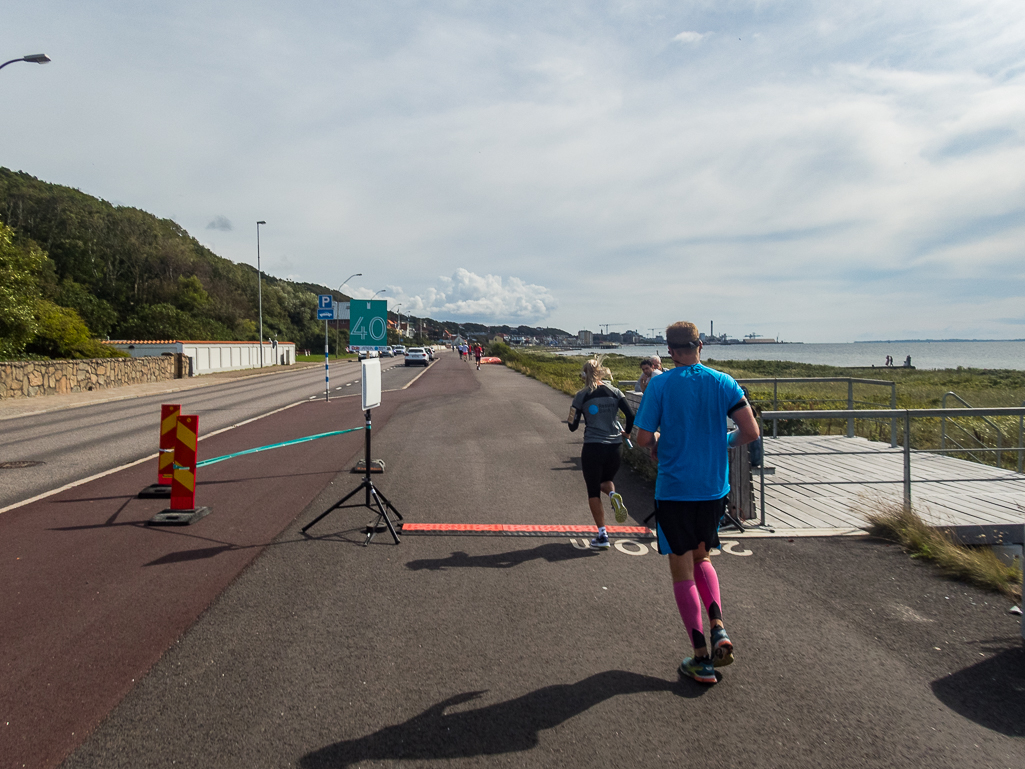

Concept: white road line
[[0, 399, 309, 517], [0, 359, 419, 516]]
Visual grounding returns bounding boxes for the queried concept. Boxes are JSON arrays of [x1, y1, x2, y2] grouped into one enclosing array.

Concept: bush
[[0, 220, 44, 358], [25, 300, 128, 359]]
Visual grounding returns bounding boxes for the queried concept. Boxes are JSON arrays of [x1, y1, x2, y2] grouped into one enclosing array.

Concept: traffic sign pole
[[317, 295, 334, 402]]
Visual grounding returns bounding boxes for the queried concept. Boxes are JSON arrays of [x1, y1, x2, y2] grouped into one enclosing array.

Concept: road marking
[[0, 399, 309, 516], [3, 357, 426, 516], [719, 540, 753, 556], [614, 539, 649, 556]]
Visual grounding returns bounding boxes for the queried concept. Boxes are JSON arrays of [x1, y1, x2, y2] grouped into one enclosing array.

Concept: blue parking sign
[[317, 294, 333, 320]]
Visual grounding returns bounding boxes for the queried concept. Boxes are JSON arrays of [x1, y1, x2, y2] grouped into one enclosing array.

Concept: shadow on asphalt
[[146, 545, 236, 565], [299, 670, 698, 767], [405, 542, 598, 571], [930, 643, 1025, 736], [552, 457, 582, 471]]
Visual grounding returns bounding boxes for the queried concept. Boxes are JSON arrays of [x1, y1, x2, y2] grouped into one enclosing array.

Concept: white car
[[357, 349, 379, 360], [393, 345, 406, 356], [404, 347, 429, 367]]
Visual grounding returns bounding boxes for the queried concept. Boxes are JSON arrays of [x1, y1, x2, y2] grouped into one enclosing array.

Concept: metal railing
[[940, 391, 1006, 469], [756, 407, 1025, 524], [740, 377, 897, 444]]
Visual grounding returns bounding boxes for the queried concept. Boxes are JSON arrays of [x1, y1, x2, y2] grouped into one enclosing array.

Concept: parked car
[[404, 347, 429, 367]]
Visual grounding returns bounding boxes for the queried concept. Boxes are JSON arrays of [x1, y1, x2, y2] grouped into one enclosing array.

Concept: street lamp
[[393, 304, 402, 341], [338, 273, 361, 293], [0, 54, 51, 72], [256, 221, 266, 367], [334, 274, 361, 354], [370, 289, 387, 300]]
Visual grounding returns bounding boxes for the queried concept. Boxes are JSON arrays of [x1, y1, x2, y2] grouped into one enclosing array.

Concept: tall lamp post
[[256, 221, 266, 367], [0, 53, 50, 72], [335, 273, 362, 353], [393, 304, 402, 343]]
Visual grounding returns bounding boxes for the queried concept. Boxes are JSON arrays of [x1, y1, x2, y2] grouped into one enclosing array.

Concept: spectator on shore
[[636, 358, 662, 393]]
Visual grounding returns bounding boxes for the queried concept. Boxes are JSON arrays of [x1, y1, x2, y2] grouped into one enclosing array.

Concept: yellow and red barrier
[[158, 403, 181, 486], [148, 410, 211, 525], [170, 414, 199, 511]]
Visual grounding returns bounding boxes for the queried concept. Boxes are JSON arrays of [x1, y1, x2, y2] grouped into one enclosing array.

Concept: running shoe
[[590, 531, 611, 549], [678, 656, 717, 685], [609, 492, 628, 524], [710, 626, 734, 668]]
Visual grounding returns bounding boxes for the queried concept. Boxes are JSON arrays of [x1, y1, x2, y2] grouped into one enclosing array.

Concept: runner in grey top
[[569, 384, 634, 443], [566, 356, 635, 549]]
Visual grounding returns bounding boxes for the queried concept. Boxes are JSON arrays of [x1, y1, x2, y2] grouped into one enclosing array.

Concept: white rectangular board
[[362, 358, 382, 410]]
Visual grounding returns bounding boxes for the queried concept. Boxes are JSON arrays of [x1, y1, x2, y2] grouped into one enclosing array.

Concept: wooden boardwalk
[[755, 435, 1025, 532]]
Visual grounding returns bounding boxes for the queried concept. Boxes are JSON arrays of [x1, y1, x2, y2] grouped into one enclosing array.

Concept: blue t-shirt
[[634, 363, 745, 501]]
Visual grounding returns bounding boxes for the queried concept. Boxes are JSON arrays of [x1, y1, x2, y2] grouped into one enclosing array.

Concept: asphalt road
[[0, 357, 423, 511], [59, 354, 1025, 768], [2, 353, 1021, 768]]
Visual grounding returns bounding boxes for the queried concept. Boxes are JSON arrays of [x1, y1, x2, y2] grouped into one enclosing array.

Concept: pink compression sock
[[673, 580, 706, 651], [694, 560, 723, 622]]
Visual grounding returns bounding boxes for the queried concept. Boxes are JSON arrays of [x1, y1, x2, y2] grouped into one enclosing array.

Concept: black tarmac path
[[2, 353, 1022, 768]]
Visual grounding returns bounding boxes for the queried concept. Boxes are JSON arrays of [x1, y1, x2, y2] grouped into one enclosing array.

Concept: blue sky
[[4, 1, 1024, 341]]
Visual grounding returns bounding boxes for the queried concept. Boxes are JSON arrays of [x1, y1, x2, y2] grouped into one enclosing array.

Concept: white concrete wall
[[111, 341, 296, 376]]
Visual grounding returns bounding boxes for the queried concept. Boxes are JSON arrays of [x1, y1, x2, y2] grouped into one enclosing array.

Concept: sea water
[[558, 340, 1025, 371]]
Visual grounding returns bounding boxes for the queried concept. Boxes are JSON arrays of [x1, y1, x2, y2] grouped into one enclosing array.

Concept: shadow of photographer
[[299, 670, 697, 767], [930, 643, 1025, 736], [405, 542, 596, 571]]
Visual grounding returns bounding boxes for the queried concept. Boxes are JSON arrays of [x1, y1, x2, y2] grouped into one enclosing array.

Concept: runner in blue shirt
[[635, 322, 760, 685]]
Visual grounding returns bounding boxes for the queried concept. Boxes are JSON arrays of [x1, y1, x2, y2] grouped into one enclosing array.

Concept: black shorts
[[580, 442, 622, 498], [654, 497, 726, 555]]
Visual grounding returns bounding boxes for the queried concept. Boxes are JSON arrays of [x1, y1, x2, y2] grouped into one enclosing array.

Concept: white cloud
[[6, 1, 1025, 342], [672, 31, 706, 44], [378, 269, 557, 324]]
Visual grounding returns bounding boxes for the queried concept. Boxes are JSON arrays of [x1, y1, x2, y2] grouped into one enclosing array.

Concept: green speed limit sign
[[349, 299, 388, 349]]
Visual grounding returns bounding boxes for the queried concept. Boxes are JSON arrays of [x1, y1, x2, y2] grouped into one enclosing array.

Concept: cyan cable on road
[[196, 427, 363, 468]]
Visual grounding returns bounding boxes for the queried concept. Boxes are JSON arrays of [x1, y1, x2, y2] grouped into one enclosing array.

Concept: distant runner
[[635, 322, 760, 685], [474, 344, 483, 370], [567, 356, 634, 550]]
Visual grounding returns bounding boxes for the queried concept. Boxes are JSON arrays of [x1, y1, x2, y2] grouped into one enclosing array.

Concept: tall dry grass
[[866, 502, 1022, 600]]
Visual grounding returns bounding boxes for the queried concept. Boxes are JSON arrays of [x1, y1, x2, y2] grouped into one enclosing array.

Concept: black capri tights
[[580, 442, 622, 498]]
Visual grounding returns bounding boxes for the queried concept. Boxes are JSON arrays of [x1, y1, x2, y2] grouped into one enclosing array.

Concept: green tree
[[117, 303, 206, 340], [56, 278, 118, 337], [173, 274, 210, 314], [0, 220, 44, 358], [26, 300, 127, 359]]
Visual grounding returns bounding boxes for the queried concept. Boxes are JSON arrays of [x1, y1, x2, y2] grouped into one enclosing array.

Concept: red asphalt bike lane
[[0, 356, 475, 769]]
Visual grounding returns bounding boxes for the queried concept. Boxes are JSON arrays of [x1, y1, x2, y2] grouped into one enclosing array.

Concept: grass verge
[[866, 502, 1022, 601]]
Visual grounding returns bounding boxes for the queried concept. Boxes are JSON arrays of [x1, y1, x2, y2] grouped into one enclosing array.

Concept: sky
[[4, 1, 1024, 342]]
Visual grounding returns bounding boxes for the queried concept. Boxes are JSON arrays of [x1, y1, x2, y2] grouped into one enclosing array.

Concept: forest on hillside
[[0, 168, 568, 360]]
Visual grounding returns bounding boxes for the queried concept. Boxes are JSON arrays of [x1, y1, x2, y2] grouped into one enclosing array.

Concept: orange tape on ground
[[401, 523, 654, 536]]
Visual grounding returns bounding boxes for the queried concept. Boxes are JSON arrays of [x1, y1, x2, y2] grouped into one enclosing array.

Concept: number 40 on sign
[[349, 300, 388, 348]]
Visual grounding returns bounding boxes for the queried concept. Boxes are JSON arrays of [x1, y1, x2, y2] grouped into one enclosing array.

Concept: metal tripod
[[301, 409, 402, 545]]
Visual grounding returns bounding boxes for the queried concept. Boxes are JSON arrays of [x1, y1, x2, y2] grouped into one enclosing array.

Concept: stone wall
[[0, 354, 186, 399]]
